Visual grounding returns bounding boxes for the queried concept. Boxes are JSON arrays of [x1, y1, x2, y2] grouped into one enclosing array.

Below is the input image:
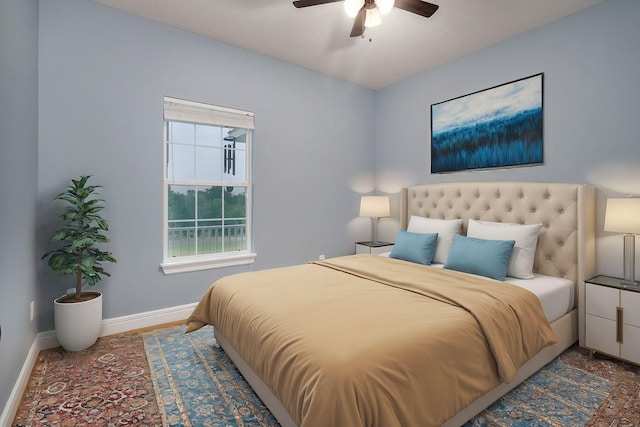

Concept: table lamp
[[604, 198, 640, 284], [360, 196, 390, 244]]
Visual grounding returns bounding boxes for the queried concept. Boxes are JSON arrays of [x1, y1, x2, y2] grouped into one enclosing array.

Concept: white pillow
[[466, 219, 542, 279], [407, 216, 463, 264]]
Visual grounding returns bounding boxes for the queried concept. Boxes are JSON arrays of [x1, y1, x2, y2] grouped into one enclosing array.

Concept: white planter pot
[[54, 291, 103, 352]]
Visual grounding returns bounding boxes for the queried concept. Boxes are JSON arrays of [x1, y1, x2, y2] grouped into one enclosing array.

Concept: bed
[[186, 181, 595, 427]]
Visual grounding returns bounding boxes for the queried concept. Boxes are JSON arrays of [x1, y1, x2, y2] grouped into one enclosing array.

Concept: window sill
[[161, 252, 257, 275]]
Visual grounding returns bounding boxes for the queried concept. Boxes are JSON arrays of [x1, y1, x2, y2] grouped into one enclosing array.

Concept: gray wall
[[0, 0, 39, 415], [374, 0, 640, 278], [36, 0, 375, 331]]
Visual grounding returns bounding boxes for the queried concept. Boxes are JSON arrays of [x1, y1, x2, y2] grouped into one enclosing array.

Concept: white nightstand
[[585, 275, 640, 365], [355, 241, 394, 255]]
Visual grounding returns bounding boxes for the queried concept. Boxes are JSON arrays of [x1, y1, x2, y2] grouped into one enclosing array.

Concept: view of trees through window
[[167, 184, 247, 257]]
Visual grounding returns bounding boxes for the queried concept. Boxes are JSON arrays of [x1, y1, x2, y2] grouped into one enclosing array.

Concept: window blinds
[[164, 96, 255, 130]]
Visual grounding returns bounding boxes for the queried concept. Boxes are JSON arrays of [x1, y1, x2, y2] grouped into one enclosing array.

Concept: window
[[161, 97, 255, 274]]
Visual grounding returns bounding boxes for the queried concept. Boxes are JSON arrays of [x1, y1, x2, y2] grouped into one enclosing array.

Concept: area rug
[[12, 332, 163, 426], [464, 358, 613, 426], [13, 325, 640, 427], [143, 325, 631, 427], [560, 347, 640, 427], [143, 325, 278, 427]]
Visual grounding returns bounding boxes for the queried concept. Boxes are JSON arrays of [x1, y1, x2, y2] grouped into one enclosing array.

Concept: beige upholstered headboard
[[401, 182, 595, 283], [400, 182, 596, 345]]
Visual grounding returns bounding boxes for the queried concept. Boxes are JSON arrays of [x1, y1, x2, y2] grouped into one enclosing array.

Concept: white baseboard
[[101, 302, 197, 338], [0, 302, 197, 427], [0, 331, 53, 427]]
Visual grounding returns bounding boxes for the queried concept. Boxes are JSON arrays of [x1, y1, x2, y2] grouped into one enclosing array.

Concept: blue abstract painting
[[431, 73, 543, 173]]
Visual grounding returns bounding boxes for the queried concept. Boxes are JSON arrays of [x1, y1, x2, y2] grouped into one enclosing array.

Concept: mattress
[[506, 274, 574, 323], [429, 264, 574, 323]]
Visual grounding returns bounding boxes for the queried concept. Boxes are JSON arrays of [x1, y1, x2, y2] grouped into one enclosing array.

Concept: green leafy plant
[[42, 175, 117, 302]]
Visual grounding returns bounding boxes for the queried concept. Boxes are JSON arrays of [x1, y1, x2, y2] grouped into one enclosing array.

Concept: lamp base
[[370, 217, 380, 244], [623, 234, 635, 282]]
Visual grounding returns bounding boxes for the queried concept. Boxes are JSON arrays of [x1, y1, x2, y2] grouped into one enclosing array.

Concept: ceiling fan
[[292, 0, 439, 38]]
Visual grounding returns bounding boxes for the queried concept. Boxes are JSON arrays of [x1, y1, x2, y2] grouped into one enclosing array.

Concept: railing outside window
[[167, 223, 247, 257]]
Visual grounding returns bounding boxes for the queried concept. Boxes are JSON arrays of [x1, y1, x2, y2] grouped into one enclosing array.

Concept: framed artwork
[[431, 73, 543, 174]]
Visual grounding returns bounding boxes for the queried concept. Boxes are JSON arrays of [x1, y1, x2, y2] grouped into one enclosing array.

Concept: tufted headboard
[[400, 182, 595, 283]]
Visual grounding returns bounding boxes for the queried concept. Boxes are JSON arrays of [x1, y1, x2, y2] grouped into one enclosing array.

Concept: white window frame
[[161, 96, 256, 274]]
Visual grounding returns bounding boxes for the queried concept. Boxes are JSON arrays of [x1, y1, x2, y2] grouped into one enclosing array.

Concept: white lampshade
[[604, 198, 640, 234], [364, 7, 381, 27], [376, 0, 395, 15], [360, 196, 390, 218], [344, 0, 364, 18]]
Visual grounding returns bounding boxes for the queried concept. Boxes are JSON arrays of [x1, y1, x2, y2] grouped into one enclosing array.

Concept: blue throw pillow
[[389, 230, 438, 265], [443, 234, 515, 281]]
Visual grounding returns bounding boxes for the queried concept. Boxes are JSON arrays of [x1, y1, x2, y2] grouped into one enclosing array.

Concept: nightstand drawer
[[585, 314, 619, 357], [622, 290, 640, 327], [586, 283, 619, 320], [621, 324, 640, 364]]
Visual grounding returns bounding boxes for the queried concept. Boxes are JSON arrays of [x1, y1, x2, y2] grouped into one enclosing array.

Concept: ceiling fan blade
[[350, 6, 366, 37], [293, 0, 342, 8], [394, 0, 439, 17]]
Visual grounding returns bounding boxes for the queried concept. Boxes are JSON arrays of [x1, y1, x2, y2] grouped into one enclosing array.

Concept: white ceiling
[[94, 0, 602, 89]]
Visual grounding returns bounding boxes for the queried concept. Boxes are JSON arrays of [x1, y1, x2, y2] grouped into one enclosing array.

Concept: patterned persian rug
[[13, 324, 640, 426], [143, 326, 633, 427], [13, 332, 163, 426], [465, 359, 613, 426], [143, 326, 278, 426]]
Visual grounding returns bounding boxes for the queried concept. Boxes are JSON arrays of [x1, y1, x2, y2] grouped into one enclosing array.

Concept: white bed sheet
[[505, 274, 574, 323], [378, 253, 574, 323]]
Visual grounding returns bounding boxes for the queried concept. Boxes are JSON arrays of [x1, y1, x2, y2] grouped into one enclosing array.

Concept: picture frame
[[431, 73, 543, 174]]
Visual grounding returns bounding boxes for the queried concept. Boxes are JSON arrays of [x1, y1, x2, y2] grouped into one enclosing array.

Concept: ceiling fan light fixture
[[364, 7, 381, 27], [294, 0, 439, 38], [344, 0, 365, 18], [376, 0, 395, 15]]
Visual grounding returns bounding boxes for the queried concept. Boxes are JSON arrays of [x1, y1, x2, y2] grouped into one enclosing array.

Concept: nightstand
[[355, 241, 394, 255], [585, 275, 640, 365]]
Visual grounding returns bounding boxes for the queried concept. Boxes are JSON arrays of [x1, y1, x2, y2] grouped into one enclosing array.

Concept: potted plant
[[42, 175, 116, 351]]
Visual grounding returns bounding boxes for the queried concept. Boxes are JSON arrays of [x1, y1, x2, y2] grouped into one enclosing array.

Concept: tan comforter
[[186, 254, 557, 427]]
